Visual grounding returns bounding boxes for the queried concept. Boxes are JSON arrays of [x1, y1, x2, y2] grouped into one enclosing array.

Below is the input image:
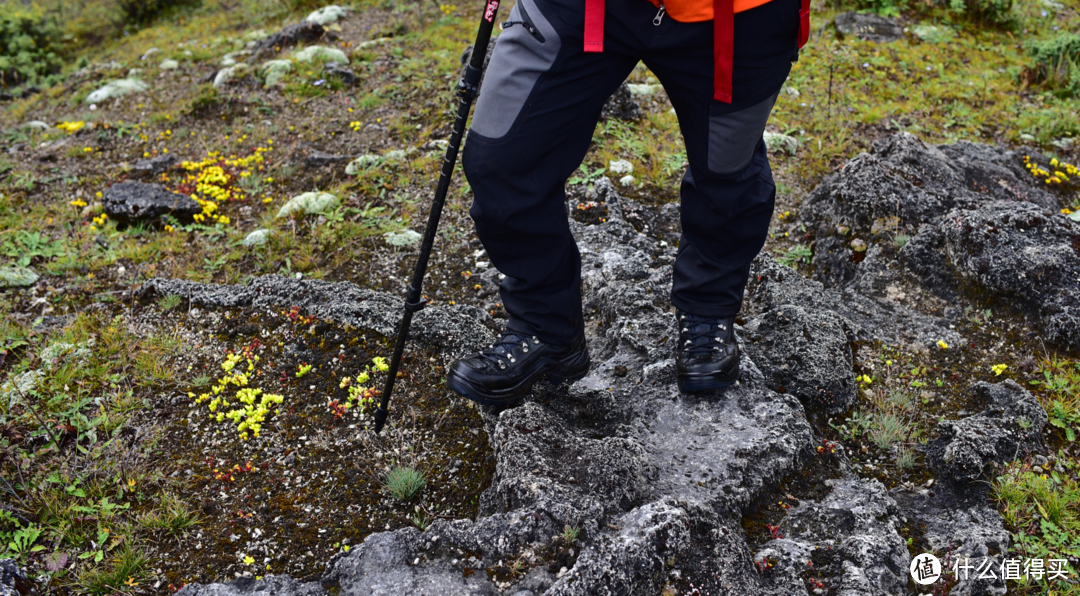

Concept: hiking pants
[[462, 0, 801, 345]]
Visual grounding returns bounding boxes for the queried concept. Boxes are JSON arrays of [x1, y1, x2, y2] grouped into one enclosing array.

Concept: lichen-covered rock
[[0, 559, 24, 596], [293, 45, 349, 65], [132, 154, 178, 174], [927, 380, 1048, 483], [798, 133, 1059, 287], [939, 201, 1080, 349], [102, 181, 200, 223], [0, 266, 38, 288], [249, 21, 325, 57], [891, 482, 1009, 596], [742, 304, 857, 414], [757, 475, 909, 596], [600, 82, 642, 121], [833, 12, 904, 42]]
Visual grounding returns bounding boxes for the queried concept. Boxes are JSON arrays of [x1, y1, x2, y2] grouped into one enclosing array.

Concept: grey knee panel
[[707, 91, 779, 175], [470, 0, 561, 140]]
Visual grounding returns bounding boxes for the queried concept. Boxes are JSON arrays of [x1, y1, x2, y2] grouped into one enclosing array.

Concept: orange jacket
[[644, 0, 774, 22]]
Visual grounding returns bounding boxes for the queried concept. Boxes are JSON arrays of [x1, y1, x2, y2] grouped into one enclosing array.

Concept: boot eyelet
[[499, 362, 506, 369], [509, 357, 516, 363], [523, 347, 529, 352]]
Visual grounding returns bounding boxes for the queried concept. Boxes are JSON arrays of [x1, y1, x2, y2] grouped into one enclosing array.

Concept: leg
[[463, 0, 638, 345]]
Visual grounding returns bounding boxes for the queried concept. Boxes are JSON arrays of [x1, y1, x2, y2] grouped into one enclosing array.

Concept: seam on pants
[[707, 90, 779, 175], [470, 0, 562, 140]]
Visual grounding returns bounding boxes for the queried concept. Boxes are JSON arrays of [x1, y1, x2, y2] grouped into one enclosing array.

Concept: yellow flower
[[937, 340, 949, 349], [243, 556, 255, 565], [991, 364, 1007, 376]]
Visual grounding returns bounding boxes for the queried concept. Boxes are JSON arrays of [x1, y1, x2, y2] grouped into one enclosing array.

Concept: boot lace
[[681, 314, 730, 355], [480, 331, 541, 370]]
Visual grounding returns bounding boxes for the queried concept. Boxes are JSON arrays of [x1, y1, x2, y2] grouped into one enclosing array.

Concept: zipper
[[653, 2, 666, 25], [501, 2, 546, 42]]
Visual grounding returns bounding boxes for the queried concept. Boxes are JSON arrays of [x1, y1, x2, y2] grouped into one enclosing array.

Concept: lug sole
[[677, 367, 740, 393]]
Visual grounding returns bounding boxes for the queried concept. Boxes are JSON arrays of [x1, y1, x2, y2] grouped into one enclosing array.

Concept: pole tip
[[373, 407, 388, 434]]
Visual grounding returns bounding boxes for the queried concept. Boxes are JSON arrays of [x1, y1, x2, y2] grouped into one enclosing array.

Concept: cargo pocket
[[470, 0, 562, 140]]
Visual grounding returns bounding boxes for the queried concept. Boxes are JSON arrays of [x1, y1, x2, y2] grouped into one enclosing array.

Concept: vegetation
[[384, 466, 425, 501]]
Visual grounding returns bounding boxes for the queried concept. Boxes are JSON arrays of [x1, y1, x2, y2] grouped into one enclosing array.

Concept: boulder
[[305, 149, 353, 168], [131, 154, 178, 174], [249, 21, 325, 57], [101, 181, 200, 223], [0, 559, 25, 596], [834, 12, 904, 43], [757, 475, 910, 596], [323, 61, 357, 85], [742, 304, 857, 414], [939, 201, 1080, 349], [600, 81, 643, 121], [926, 380, 1048, 483]]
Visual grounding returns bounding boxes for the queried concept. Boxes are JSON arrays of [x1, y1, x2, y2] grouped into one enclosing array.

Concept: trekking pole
[[374, 0, 502, 434]]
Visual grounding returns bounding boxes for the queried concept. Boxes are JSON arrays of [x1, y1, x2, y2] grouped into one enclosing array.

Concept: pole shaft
[[375, 0, 501, 434]]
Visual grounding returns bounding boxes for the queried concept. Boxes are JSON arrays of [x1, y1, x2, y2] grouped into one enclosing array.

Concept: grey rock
[[102, 181, 200, 223], [177, 574, 325, 595], [939, 201, 1080, 349], [743, 304, 857, 414], [132, 154, 178, 174], [834, 12, 904, 42], [249, 21, 325, 58], [757, 475, 909, 596], [891, 482, 1009, 596], [0, 559, 24, 596], [799, 133, 1059, 288], [600, 81, 643, 121], [745, 253, 963, 349], [517, 567, 555, 593], [323, 62, 357, 85], [927, 380, 1048, 483]]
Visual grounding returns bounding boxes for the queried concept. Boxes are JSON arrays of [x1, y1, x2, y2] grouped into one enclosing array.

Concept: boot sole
[[677, 367, 739, 393], [447, 352, 590, 407]]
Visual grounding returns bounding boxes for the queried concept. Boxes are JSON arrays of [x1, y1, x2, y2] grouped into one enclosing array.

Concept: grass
[[384, 465, 425, 501]]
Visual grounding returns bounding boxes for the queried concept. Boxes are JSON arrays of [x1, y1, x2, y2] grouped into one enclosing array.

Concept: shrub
[[1024, 33, 1080, 98], [117, 0, 202, 26], [0, 8, 63, 89], [946, 0, 1014, 26]]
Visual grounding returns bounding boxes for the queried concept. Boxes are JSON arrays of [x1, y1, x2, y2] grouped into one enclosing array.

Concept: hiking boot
[[675, 309, 740, 393], [447, 330, 590, 406]]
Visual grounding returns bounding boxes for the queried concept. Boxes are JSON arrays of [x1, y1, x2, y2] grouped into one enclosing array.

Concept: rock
[[927, 380, 1048, 483], [939, 201, 1080, 349], [242, 229, 272, 247], [0, 559, 26, 596], [160, 58, 180, 70], [0, 266, 39, 288], [745, 253, 963, 349], [276, 192, 340, 218], [742, 304, 857, 414], [757, 475, 910, 596], [890, 482, 1008, 596], [261, 59, 292, 86], [176, 574, 325, 595], [763, 131, 799, 155], [305, 149, 353, 168], [306, 5, 348, 25], [132, 154, 178, 174], [323, 61, 357, 85], [293, 45, 349, 64], [249, 21, 325, 57], [84, 78, 149, 103], [833, 12, 904, 43], [600, 82, 642, 121], [798, 133, 1060, 288], [102, 181, 200, 223], [385, 230, 422, 247]]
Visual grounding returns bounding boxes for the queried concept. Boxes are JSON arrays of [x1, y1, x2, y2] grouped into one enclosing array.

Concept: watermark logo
[[911, 553, 942, 585], [484, 0, 500, 22]]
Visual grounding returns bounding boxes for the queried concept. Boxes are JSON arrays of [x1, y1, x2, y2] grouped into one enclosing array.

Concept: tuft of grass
[[384, 466, 425, 501], [156, 293, 183, 311], [561, 524, 580, 544], [137, 493, 200, 536], [868, 412, 911, 450], [77, 545, 150, 595]]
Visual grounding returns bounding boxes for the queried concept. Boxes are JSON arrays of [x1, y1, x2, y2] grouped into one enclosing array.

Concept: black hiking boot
[[675, 309, 740, 393], [447, 330, 590, 406]]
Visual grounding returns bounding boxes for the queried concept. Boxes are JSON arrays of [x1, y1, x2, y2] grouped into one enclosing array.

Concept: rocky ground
[[2, 1, 1080, 595]]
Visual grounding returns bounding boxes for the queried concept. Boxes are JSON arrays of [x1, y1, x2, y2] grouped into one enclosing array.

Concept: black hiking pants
[[462, 0, 801, 345]]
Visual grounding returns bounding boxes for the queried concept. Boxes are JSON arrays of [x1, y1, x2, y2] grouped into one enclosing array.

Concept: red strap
[[798, 0, 811, 48], [713, 0, 734, 102], [584, 0, 605, 52]]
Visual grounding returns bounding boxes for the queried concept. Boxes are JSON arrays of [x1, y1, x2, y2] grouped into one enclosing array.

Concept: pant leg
[[463, 0, 638, 344], [643, 0, 800, 317]]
